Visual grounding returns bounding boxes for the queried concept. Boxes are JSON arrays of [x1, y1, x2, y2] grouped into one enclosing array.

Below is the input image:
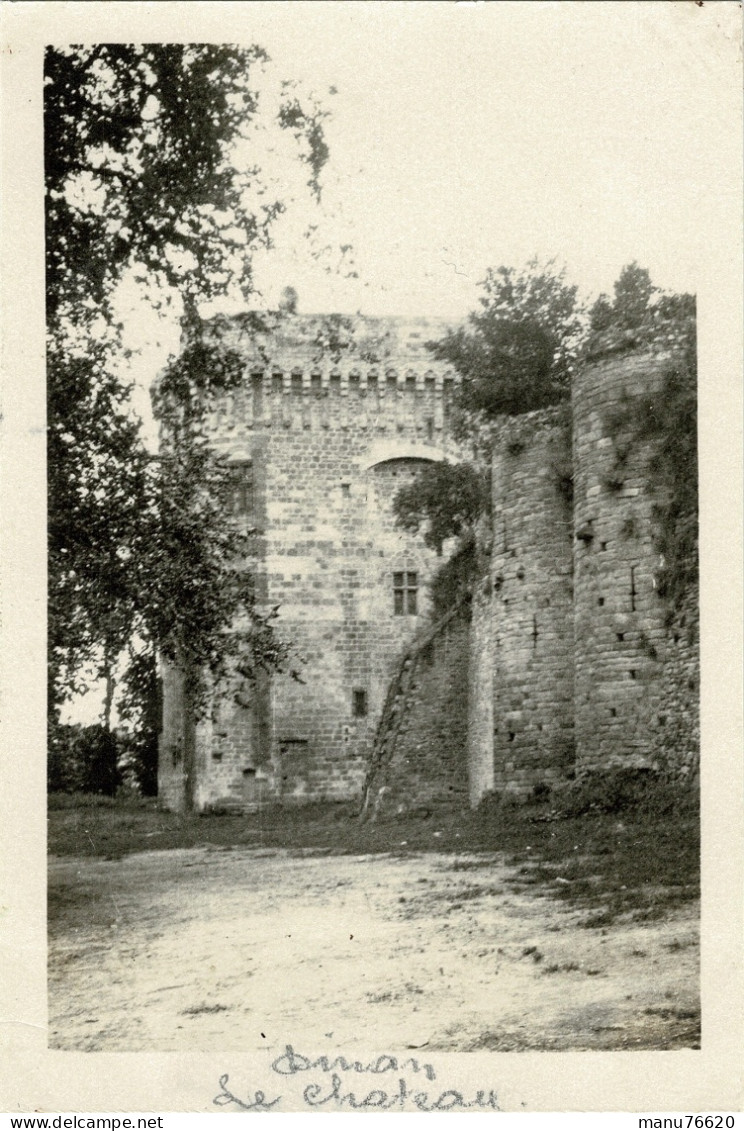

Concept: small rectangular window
[[352, 689, 368, 718], [393, 570, 418, 615]]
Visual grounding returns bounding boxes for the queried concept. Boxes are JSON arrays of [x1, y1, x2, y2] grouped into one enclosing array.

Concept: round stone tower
[[572, 340, 676, 773], [467, 405, 575, 804]]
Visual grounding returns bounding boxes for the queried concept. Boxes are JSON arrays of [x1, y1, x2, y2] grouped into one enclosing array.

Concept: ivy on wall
[[628, 358, 697, 618], [592, 271, 697, 621]]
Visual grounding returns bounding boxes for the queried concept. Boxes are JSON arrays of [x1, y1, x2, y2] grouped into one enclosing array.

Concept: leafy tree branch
[[428, 258, 585, 431], [47, 44, 330, 790]]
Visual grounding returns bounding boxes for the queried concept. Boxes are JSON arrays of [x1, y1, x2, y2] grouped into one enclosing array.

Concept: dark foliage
[[46, 45, 329, 761], [639, 357, 698, 613], [557, 766, 693, 818], [48, 338, 149, 708], [429, 260, 584, 425], [48, 723, 120, 796], [589, 262, 657, 334], [45, 45, 328, 321], [393, 262, 585, 619], [392, 461, 489, 554], [392, 461, 489, 617], [116, 650, 160, 795], [429, 538, 479, 619]]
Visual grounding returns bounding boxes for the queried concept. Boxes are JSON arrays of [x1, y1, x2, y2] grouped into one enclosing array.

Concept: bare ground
[[48, 844, 699, 1052]]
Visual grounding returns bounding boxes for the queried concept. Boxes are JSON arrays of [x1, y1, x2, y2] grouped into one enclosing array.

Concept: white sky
[[242, 0, 731, 318], [117, 0, 741, 388]]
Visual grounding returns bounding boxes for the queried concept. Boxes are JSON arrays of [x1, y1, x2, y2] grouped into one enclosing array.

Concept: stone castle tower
[[157, 314, 465, 812], [464, 339, 699, 810], [158, 314, 699, 815]]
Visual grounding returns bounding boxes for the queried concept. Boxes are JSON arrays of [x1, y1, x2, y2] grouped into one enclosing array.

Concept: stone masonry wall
[[466, 350, 698, 803], [157, 315, 463, 811], [652, 590, 700, 784], [158, 314, 699, 813], [368, 605, 471, 818], [572, 344, 693, 773], [467, 583, 495, 806], [157, 661, 187, 811], [157, 660, 269, 813], [485, 407, 576, 798]]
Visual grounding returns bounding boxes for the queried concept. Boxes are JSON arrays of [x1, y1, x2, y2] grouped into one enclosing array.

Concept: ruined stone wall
[[466, 408, 576, 807], [157, 661, 265, 813], [572, 344, 698, 775], [159, 315, 462, 811], [367, 604, 471, 819], [652, 591, 700, 784], [466, 348, 698, 804]]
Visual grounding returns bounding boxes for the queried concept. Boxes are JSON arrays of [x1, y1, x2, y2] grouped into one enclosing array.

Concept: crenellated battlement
[[240, 366, 459, 388], [208, 367, 460, 436], [200, 313, 462, 438]]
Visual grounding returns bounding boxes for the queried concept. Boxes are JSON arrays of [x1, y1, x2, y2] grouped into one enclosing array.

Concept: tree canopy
[[395, 261, 696, 625], [588, 262, 657, 334], [391, 260, 583, 616], [392, 461, 489, 555], [47, 44, 329, 786], [45, 45, 327, 324], [428, 259, 585, 426]]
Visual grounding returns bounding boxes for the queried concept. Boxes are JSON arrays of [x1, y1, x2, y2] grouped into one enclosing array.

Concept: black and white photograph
[[1, 0, 742, 1118]]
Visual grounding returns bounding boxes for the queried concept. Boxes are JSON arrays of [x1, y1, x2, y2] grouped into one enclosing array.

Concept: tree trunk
[[100, 639, 119, 795], [181, 657, 197, 813]]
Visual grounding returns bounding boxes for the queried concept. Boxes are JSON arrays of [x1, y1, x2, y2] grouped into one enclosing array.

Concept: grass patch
[[48, 774, 699, 927], [644, 1006, 699, 1021], [522, 946, 543, 963], [48, 791, 140, 811], [479, 771, 699, 926]]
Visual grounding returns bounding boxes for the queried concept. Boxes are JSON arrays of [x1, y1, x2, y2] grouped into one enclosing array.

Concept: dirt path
[[48, 846, 699, 1052]]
